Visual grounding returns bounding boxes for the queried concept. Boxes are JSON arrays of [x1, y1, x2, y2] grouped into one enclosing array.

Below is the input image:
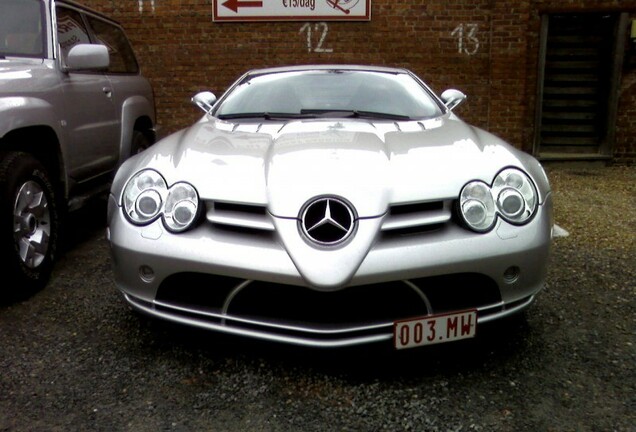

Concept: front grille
[[202, 198, 456, 238], [205, 200, 274, 231], [390, 201, 444, 215], [124, 271, 541, 346], [214, 201, 267, 216], [226, 281, 428, 328], [157, 273, 243, 312], [381, 199, 453, 235], [411, 274, 501, 313], [154, 272, 501, 331]]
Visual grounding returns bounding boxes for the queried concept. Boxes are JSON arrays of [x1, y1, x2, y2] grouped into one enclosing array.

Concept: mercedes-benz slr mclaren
[[106, 65, 553, 349]]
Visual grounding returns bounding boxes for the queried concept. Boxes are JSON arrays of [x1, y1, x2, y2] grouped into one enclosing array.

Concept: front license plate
[[394, 310, 477, 350]]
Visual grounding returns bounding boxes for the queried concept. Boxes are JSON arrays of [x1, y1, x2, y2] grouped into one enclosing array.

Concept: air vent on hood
[[381, 200, 452, 234], [206, 201, 275, 231]]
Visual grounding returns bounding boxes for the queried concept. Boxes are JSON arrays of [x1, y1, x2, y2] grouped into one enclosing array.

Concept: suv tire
[[130, 130, 152, 155], [0, 152, 59, 300]]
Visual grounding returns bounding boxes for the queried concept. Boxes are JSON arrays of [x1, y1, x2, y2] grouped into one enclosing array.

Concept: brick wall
[[81, 0, 636, 163]]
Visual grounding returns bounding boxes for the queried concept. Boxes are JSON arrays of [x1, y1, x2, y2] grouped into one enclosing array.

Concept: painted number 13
[[451, 23, 479, 55]]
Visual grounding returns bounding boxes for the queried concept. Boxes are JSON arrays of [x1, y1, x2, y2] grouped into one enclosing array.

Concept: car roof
[[244, 64, 412, 77]]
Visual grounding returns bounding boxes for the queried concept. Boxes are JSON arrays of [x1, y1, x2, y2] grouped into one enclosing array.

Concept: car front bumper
[[106, 193, 553, 347]]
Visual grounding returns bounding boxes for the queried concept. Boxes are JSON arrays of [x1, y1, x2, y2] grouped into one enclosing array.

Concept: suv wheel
[[130, 130, 152, 155], [0, 152, 59, 299]]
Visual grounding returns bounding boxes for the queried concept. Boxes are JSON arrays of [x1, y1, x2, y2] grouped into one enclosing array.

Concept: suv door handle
[[102, 87, 112, 98]]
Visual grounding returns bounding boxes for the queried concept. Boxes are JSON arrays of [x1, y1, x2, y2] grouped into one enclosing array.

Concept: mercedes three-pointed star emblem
[[299, 196, 356, 246]]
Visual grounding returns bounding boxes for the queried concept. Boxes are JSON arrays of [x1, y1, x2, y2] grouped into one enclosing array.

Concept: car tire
[[0, 152, 59, 300], [130, 129, 152, 155]]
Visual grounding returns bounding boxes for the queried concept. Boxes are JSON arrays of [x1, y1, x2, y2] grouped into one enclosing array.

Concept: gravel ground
[[0, 164, 634, 432]]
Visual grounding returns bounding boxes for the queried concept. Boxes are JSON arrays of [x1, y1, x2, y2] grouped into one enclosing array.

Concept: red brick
[[79, 0, 636, 163]]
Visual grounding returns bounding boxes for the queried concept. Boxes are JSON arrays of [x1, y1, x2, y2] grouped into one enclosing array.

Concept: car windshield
[[0, 0, 46, 58], [213, 70, 445, 120]]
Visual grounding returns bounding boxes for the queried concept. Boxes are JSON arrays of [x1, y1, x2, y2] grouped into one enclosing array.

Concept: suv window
[[0, 0, 45, 58], [86, 16, 139, 74], [56, 6, 90, 62]]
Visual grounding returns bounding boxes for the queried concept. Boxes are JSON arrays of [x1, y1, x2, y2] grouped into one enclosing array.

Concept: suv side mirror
[[66, 44, 109, 71], [192, 91, 218, 113], [441, 89, 467, 111]]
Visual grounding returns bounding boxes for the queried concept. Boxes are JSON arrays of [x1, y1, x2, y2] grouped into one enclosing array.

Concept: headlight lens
[[459, 181, 496, 232], [496, 189, 525, 219], [459, 168, 538, 232], [163, 182, 199, 232], [492, 168, 537, 224], [122, 169, 200, 232], [123, 170, 167, 224]]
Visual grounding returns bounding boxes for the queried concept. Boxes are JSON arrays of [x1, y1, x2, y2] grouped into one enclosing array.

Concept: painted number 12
[[299, 22, 333, 53]]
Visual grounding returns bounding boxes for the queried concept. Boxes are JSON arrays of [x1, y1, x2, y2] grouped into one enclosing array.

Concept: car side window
[[0, 0, 45, 58], [55, 7, 90, 63], [86, 17, 139, 74]]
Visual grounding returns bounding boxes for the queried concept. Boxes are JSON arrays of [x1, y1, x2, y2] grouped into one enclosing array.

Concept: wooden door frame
[[533, 12, 629, 160]]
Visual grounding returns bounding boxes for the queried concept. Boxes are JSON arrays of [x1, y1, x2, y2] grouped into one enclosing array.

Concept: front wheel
[[0, 152, 59, 300], [130, 129, 152, 155]]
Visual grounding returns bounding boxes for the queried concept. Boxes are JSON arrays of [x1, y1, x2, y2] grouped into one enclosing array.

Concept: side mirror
[[66, 44, 109, 71], [440, 89, 467, 111], [192, 91, 217, 114]]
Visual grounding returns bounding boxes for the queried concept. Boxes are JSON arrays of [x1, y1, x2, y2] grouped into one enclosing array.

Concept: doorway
[[534, 13, 628, 159]]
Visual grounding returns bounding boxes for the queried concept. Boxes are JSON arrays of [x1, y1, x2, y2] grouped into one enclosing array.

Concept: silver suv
[[0, 0, 156, 298]]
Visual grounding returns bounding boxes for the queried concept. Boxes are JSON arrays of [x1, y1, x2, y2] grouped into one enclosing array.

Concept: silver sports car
[[107, 65, 553, 349]]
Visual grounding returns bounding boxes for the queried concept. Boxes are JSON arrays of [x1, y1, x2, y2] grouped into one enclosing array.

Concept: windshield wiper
[[218, 110, 412, 121], [352, 110, 412, 121], [300, 109, 411, 121], [216, 112, 312, 120]]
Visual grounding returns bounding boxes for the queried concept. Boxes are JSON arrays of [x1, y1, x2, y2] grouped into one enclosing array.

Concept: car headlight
[[123, 170, 167, 224], [459, 168, 538, 233], [459, 181, 496, 232], [122, 169, 200, 232], [163, 182, 199, 232], [492, 168, 537, 224]]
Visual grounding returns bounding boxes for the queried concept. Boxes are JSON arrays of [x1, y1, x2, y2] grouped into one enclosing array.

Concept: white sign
[[213, 0, 371, 22], [57, 15, 91, 57]]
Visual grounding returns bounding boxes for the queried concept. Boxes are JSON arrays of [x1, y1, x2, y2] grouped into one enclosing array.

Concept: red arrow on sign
[[222, 0, 263, 13]]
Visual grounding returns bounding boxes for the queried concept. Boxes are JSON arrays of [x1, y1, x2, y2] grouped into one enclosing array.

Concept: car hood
[[126, 115, 547, 219], [114, 115, 550, 288], [0, 58, 50, 92]]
